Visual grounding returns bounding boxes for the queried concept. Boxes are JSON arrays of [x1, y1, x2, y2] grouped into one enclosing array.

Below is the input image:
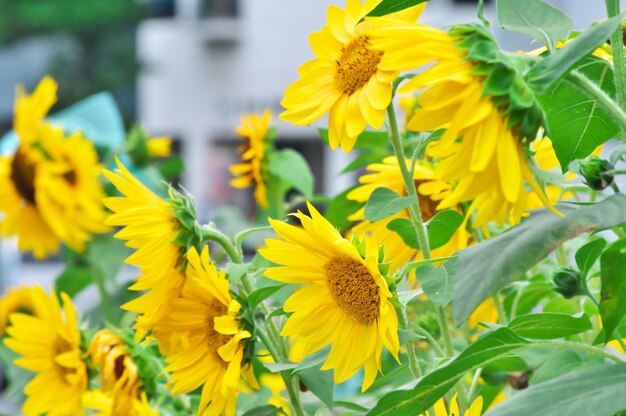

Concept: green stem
[[467, 368, 483, 404], [91, 265, 116, 323], [605, 0, 626, 142], [582, 286, 626, 354], [412, 324, 445, 357], [198, 224, 242, 264], [492, 293, 508, 325], [397, 305, 422, 377], [235, 225, 274, 259], [568, 70, 626, 140], [386, 103, 455, 357], [555, 244, 568, 266]]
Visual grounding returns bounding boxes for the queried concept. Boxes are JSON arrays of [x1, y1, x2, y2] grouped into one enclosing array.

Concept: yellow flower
[[347, 156, 469, 273], [467, 298, 498, 330], [82, 390, 159, 416], [0, 286, 36, 334], [4, 286, 87, 416], [259, 202, 399, 391], [104, 158, 188, 339], [151, 246, 251, 416], [280, 0, 425, 152], [0, 77, 109, 258], [369, 21, 553, 228], [146, 136, 172, 158], [426, 394, 483, 416], [230, 109, 272, 208], [88, 329, 140, 415]]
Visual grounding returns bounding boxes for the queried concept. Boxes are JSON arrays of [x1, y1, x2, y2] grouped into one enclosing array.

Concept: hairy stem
[[605, 0, 626, 141], [397, 305, 423, 377]]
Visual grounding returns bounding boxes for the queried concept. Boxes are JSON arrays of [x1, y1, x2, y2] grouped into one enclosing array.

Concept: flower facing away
[[3, 286, 87, 416], [0, 286, 36, 334], [280, 0, 425, 152], [347, 156, 469, 273], [88, 329, 141, 415], [150, 246, 251, 416], [103, 158, 194, 340], [230, 109, 272, 209], [368, 21, 554, 228], [259, 202, 399, 391], [0, 76, 109, 258]]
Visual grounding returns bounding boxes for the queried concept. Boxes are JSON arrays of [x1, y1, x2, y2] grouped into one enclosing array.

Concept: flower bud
[[579, 156, 615, 191], [552, 267, 583, 299]]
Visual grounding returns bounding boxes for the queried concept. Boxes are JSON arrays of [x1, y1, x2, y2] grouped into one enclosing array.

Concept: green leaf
[[415, 265, 452, 307], [531, 350, 587, 384], [341, 148, 389, 174], [156, 155, 185, 180], [496, 0, 572, 49], [241, 405, 280, 416], [299, 366, 334, 408], [508, 313, 592, 339], [453, 194, 626, 324], [86, 233, 132, 282], [364, 188, 412, 222], [366, 328, 529, 416], [268, 149, 314, 198], [246, 285, 286, 311], [427, 210, 464, 250], [227, 263, 250, 285], [55, 265, 92, 298], [366, 0, 429, 17], [324, 187, 362, 233], [387, 218, 419, 249], [399, 329, 425, 346], [319, 128, 388, 150], [528, 15, 623, 92], [396, 288, 424, 306], [575, 238, 607, 278], [486, 364, 626, 416], [600, 239, 626, 342], [537, 57, 618, 171]]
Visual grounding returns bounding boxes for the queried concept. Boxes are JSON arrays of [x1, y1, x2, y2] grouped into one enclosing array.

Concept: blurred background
[[0, 0, 616, 293]]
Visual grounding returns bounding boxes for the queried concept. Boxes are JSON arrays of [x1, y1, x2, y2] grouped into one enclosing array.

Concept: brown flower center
[[326, 256, 380, 324], [335, 36, 383, 96], [414, 180, 439, 222], [10, 150, 36, 204], [206, 301, 233, 355]]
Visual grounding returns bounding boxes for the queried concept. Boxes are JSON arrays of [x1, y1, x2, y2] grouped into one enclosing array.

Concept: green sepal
[[166, 185, 205, 257], [231, 291, 258, 368], [450, 23, 546, 142]]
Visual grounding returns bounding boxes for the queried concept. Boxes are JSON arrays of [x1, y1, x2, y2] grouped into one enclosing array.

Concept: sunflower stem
[[90, 263, 116, 323], [567, 70, 626, 141], [605, 0, 626, 142], [198, 224, 243, 264], [386, 103, 455, 358], [467, 368, 483, 403], [397, 305, 422, 377]]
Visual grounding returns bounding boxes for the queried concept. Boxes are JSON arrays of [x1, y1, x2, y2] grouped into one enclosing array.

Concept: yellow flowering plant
[[5, 0, 626, 415]]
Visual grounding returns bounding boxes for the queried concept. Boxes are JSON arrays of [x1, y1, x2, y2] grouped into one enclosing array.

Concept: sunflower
[[150, 245, 251, 416], [425, 394, 483, 416], [82, 390, 159, 416], [147, 136, 172, 158], [0, 77, 109, 257], [88, 329, 140, 415], [467, 298, 498, 330], [103, 158, 189, 339], [259, 202, 399, 391], [347, 156, 469, 273], [0, 286, 36, 334], [280, 0, 425, 152], [368, 21, 554, 228], [3, 286, 87, 416], [229, 109, 272, 209]]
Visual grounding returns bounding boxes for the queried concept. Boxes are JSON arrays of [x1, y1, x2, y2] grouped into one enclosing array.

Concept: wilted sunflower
[[0, 77, 108, 257], [280, 0, 425, 152], [88, 329, 140, 415], [230, 109, 272, 208], [4, 286, 87, 416], [347, 156, 469, 273], [0, 286, 36, 334], [103, 158, 190, 339], [259, 202, 399, 391], [150, 246, 251, 416], [368, 21, 554, 228]]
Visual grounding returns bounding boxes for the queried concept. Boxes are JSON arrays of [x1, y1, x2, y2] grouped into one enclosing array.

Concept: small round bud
[[579, 156, 615, 191], [552, 267, 583, 299]]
